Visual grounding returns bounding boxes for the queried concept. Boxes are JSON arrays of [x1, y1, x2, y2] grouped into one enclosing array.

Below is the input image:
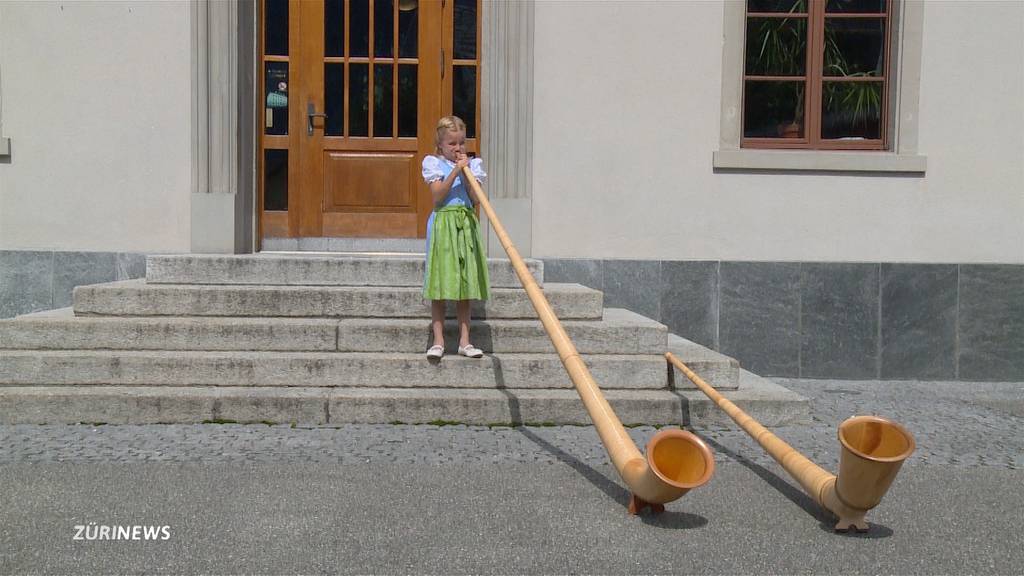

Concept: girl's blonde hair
[[434, 115, 467, 152]]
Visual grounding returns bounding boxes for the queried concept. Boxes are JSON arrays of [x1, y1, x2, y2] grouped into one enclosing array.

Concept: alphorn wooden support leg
[[627, 494, 665, 515], [825, 490, 870, 532], [834, 519, 870, 533]]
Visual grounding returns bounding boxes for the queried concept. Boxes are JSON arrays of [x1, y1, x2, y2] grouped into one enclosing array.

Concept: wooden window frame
[[742, 0, 891, 151]]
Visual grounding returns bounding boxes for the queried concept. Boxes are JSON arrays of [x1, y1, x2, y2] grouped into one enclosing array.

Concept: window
[[715, 0, 925, 172], [743, 0, 890, 150]]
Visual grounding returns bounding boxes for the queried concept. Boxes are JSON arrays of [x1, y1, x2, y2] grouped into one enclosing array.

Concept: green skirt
[[424, 205, 490, 300]]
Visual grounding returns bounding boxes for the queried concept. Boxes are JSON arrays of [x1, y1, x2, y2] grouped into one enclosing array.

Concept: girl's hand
[[455, 153, 469, 171]]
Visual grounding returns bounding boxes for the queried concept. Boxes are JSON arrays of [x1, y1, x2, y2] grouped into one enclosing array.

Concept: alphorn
[[666, 352, 914, 531], [463, 166, 715, 514]]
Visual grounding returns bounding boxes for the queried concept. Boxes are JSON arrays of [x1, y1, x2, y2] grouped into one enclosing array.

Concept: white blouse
[[421, 155, 487, 185]]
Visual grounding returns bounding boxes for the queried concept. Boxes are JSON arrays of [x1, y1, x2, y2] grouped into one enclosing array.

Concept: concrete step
[[0, 376, 809, 427], [681, 369, 810, 428], [0, 350, 668, 390], [338, 308, 667, 354], [72, 280, 601, 320], [146, 253, 543, 288], [666, 334, 741, 391], [0, 308, 664, 355], [0, 308, 339, 351]]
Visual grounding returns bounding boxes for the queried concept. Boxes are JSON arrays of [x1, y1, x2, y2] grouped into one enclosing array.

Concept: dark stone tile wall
[[0, 251, 53, 318], [719, 262, 801, 377], [959, 265, 1024, 381], [543, 258, 1024, 381], [799, 263, 880, 379], [2, 250, 1021, 381], [544, 259, 603, 292], [660, 261, 718, 349], [52, 252, 119, 308], [880, 264, 957, 379], [602, 260, 661, 322], [117, 253, 148, 281], [0, 251, 147, 318]]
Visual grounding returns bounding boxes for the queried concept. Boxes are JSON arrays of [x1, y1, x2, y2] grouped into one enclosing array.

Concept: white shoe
[[458, 344, 484, 358], [426, 345, 444, 359]]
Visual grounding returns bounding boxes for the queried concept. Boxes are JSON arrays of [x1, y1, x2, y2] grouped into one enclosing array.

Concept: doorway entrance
[[258, 0, 481, 241]]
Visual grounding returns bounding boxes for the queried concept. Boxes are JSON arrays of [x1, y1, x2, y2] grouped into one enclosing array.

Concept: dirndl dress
[[421, 155, 490, 301]]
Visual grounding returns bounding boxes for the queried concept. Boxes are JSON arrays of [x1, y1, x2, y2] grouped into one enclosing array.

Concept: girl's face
[[438, 129, 466, 162]]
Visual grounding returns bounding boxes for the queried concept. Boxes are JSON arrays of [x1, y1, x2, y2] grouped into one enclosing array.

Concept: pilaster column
[[481, 0, 534, 256], [190, 0, 254, 253]]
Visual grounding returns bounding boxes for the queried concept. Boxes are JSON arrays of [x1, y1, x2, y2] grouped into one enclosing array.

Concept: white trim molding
[[714, 0, 926, 174]]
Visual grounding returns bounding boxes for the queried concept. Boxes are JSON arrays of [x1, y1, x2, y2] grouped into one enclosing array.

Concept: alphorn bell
[[462, 166, 715, 513], [666, 352, 915, 531]]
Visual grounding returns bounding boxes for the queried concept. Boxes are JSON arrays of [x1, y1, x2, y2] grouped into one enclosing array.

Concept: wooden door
[[259, 0, 481, 240]]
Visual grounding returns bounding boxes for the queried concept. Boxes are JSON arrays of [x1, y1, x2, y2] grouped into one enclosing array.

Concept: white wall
[[531, 0, 1024, 263], [0, 1, 191, 252]]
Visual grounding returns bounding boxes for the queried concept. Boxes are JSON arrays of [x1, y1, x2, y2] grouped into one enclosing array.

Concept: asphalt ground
[[1, 378, 1022, 575]]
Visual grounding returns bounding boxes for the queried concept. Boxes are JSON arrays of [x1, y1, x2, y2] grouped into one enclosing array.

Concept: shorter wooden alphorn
[[667, 352, 914, 531]]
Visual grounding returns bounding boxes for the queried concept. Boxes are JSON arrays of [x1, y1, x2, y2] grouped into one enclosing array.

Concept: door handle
[[307, 102, 328, 136]]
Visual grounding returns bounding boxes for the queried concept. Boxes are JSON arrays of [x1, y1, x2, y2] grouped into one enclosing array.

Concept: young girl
[[421, 116, 490, 360]]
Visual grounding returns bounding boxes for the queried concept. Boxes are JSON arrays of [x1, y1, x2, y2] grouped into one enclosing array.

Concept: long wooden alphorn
[[667, 352, 914, 531], [462, 166, 715, 513]]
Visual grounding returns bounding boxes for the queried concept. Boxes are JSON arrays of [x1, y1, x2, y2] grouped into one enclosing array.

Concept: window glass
[[264, 149, 288, 211], [742, 0, 889, 149], [264, 62, 289, 136], [264, 0, 288, 56], [452, 66, 476, 138]]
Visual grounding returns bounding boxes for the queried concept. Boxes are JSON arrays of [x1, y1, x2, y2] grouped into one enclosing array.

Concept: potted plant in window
[[750, 8, 807, 138], [753, 17, 882, 139], [823, 39, 883, 139]]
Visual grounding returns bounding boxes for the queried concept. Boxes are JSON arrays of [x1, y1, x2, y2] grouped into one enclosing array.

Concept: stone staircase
[[0, 254, 808, 427]]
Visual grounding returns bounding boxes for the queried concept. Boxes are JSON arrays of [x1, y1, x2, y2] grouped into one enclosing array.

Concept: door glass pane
[[374, 65, 394, 137], [398, 1, 418, 58], [264, 149, 288, 211], [824, 18, 885, 77], [453, 0, 477, 60], [350, 0, 370, 58], [264, 0, 288, 56], [747, 0, 806, 12], [452, 65, 476, 138], [349, 63, 370, 137], [325, 0, 345, 57], [826, 0, 885, 13], [398, 64, 417, 137], [325, 63, 345, 136], [375, 0, 394, 58], [745, 17, 807, 76], [264, 62, 289, 135], [743, 81, 805, 138], [822, 81, 882, 139]]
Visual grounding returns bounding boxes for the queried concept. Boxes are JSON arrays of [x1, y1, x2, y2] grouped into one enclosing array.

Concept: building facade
[[1, 0, 1021, 380]]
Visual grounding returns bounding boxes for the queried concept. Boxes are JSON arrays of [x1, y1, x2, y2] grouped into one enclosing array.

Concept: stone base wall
[[0, 251, 147, 318], [544, 259, 1024, 382], [3, 250, 1021, 382]]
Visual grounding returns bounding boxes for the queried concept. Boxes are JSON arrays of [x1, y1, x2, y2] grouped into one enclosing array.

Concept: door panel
[[324, 152, 415, 209], [258, 0, 480, 240]]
